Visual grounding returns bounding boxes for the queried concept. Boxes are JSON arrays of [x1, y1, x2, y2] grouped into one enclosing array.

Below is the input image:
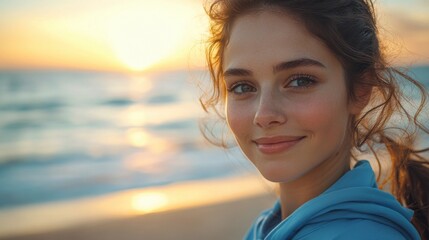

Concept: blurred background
[[0, 0, 428, 239]]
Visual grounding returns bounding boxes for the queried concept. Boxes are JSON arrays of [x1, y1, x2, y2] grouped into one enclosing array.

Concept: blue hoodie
[[244, 160, 420, 239]]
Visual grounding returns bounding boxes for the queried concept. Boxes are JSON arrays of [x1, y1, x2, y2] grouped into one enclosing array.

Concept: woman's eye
[[228, 83, 256, 94], [287, 75, 316, 88]]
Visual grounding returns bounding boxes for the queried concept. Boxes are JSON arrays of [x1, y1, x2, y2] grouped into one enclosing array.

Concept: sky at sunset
[[0, 0, 428, 73]]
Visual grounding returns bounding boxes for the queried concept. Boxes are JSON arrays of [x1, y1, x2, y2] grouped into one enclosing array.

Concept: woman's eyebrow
[[223, 68, 253, 77], [273, 58, 326, 73], [224, 58, 325, 77]]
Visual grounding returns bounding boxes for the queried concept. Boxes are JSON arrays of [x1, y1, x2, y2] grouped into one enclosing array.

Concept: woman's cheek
[[226, 101, 251, 138], [294, 96, 345, 130]]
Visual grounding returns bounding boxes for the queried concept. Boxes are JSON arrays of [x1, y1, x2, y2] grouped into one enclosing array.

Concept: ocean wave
[[100, 98, 134, 107], [0, 101, 66, 112]]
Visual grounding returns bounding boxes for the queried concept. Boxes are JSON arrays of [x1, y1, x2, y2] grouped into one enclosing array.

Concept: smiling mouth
[[253, 136, 306, 154]]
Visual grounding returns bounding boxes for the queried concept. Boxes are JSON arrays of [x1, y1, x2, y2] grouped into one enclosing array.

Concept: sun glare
[[107, 2, 190, 71]]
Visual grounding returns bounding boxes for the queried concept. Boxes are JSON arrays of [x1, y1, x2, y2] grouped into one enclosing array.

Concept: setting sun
[[106, 2, 192, 71], [0, 0, 208, 72]]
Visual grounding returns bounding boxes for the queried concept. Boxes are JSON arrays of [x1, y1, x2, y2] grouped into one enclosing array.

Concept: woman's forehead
[[223, 11, 341, 74]]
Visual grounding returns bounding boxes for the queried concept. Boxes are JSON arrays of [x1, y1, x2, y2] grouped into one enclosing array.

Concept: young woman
[[201, 0, 429, 239]]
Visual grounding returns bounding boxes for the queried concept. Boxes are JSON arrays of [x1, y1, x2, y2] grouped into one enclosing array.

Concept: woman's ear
[[349, 74, 373, 115]]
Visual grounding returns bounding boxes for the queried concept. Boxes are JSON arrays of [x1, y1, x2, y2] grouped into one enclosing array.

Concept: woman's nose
[[253, 92, 287, 129]]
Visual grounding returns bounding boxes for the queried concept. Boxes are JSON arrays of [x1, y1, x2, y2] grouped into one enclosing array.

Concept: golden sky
[[0, 0, 428, 73]]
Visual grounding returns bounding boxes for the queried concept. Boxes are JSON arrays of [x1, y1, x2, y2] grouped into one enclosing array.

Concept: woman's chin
[[257, 166, 303, 183]]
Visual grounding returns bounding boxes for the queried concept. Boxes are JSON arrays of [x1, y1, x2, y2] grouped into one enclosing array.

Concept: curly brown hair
[[200, 0, 429, 238]]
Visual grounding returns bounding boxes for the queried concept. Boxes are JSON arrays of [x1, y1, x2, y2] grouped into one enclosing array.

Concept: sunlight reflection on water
[[131, 192, 169, 213]]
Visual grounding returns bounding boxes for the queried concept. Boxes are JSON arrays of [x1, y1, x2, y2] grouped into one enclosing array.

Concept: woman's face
[[223, 11, 360, 183]]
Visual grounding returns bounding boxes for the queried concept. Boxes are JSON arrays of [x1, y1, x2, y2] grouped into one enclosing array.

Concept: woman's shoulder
[[294, 219, 411, 240]]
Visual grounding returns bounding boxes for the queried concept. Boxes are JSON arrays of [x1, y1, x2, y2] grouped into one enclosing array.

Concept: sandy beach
[[4, 195, 275, 240], [0, 175, 277, 240]]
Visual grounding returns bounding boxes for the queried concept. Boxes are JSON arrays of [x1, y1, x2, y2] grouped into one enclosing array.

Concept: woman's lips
[[253, 136, 305, 154]]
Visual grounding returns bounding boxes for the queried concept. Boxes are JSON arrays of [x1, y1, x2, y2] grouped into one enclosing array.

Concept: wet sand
[[4, 194, 275, 240], [0, 175, 277, 240]]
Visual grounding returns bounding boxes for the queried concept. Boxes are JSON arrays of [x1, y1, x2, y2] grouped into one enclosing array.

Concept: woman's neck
[[278, 150, 351, 219]]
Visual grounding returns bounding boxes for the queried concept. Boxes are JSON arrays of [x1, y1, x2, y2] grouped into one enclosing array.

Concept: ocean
[[0, 66, 428, 209], [0, 69, 253, 209]]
